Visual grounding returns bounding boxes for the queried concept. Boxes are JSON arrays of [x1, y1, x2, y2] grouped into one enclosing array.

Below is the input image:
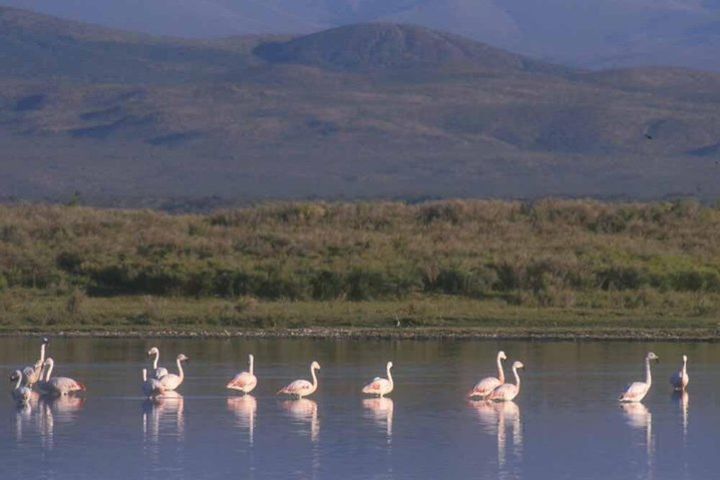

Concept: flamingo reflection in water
[[282, 399, 319, 442], [227, 395, 257, 444], [37, 395, 86, 450], [363, 397, 394, 440], [673, 390, 689, 443], [470, 400, 522, 469], [620, 402, 654, 475], [142, 391, 185, 444]]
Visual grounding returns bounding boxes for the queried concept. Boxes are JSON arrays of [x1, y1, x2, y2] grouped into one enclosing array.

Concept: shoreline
[[2, 326, 719, 341]]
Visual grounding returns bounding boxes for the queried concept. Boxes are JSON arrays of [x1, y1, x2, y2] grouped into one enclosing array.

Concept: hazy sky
[[1, 0, 719, 70]]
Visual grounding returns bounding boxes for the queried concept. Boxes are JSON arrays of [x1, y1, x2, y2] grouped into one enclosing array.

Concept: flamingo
[[670, 354, 689, 392], [147, 347, 169, 379], [23, 337, 49, 387], [158, 354, 189, 391], [9, 370, 32, 405], [619, 352, 659, 402], [277, 361, 321, 398], [468, 351, 507, 399], [362, 361, 394, 397], [226, 354, 258, 394], [142, 368, 166, 397], [39, 358, 85, 396], [488, 361, 525, 402]]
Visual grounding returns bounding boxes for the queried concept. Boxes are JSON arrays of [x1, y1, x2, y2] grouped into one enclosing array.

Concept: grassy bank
[[1, 293, 720, 339], [1, 200, 720, 338]]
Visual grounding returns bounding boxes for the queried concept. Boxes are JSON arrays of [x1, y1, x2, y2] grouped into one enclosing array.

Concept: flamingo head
[[44, 357, 54, 367], [682, 354, 687, 363], [177, 354, 189, 363], [147, 347, 159, 356], [498, 351, 507, 360], [512, 361, 525, 370], [387, 361, 393, 369], [647, 352, 659, 363], [42, 337, 49, 345], [9, 370, 21, 382], [248, 353, 254, 363], [311, 361, 321, 370]]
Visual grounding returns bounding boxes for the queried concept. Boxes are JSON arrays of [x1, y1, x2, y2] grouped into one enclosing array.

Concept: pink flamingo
[[488, 361, 524, 402], [620, 352, 659, 402], [158, 354, 189, 391], [39, 358, 85, 396], [362, 361, 394, 397], [670, 355, 689, 392], [468, 351, 507, 399], [277, 361, 321, 398], [226, 354, 257, 394]]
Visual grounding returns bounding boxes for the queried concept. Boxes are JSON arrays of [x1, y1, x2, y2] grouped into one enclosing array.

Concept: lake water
[[1, 337, 719, 479]]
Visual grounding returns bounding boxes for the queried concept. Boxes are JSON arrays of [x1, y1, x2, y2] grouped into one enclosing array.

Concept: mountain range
[[1, 0, 719, 72], [1, 6, 719, 208]]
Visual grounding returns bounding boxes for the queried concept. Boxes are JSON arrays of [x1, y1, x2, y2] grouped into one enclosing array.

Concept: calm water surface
[[1, 338, 719, 479]]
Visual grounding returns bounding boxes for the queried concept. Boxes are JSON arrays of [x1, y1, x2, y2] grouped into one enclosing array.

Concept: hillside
[[0, 10, 719, 207], [1, 0, 719, 72]]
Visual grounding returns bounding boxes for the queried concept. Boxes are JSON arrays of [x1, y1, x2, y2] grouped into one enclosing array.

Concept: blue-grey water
[[1, 338, 718, 479]]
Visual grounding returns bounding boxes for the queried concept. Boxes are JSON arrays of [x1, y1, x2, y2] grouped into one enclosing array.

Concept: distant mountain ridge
[[0, 8, 719, 208], [1, 0, 719, 72]]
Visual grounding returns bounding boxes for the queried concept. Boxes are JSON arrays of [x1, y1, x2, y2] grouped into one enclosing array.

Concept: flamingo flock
[[8, 338, 85, 406], [9, 339, 691, 410]]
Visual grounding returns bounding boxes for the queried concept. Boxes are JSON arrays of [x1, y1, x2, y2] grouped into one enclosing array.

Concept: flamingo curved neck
[[386, 364, 393, 387], [176, 358, 185, 382], [152, 351, 160, 370], [645, 358, 652, 387], [249, 356, 254, 375], [497, 354, 505, 384], [310, 365, 318, 390], [45, 361, 54, 381], [682, 358, 687, 376], [39, 343, 46, 364], [14, 374, 22, 390], [142, 369, 147, 382], [513, 366, 521, 392]]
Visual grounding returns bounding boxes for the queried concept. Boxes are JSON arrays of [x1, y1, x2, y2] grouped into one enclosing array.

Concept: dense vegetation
[[1, 199, 719, 332]]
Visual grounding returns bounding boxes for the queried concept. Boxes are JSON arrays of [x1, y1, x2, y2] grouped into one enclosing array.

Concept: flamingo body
[[142, 368, 166, 397], [39, 358, 85, 396], [147, 347, 169, 379], [10, 370, 32, 405], [158, 354, 188, 391], [278, 361, 320, 398], [619, 352, 659, 402], [362, 361, 394, 397], [670, 355, 689, 392], [489, 361, 524, 402], [468, 351, 507, 399], [227, 354, 257, 394]]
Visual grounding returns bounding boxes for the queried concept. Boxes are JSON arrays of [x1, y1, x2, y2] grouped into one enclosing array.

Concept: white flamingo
[[147, 347, 169, 379], [277, 361, 321, 398], [226, 354, 258, 394], [670, 354, 689, 392], [10, 370, 32, 405], [468, 351, 507, 398], [23, 337, 49, 387], [39, 358, 85, 396], [620, 352, 659, 402], [142, 368, 166, 397], [488, 361, 524, 402], [158, 354, 189, 391], [362, 361, 394, 397]]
